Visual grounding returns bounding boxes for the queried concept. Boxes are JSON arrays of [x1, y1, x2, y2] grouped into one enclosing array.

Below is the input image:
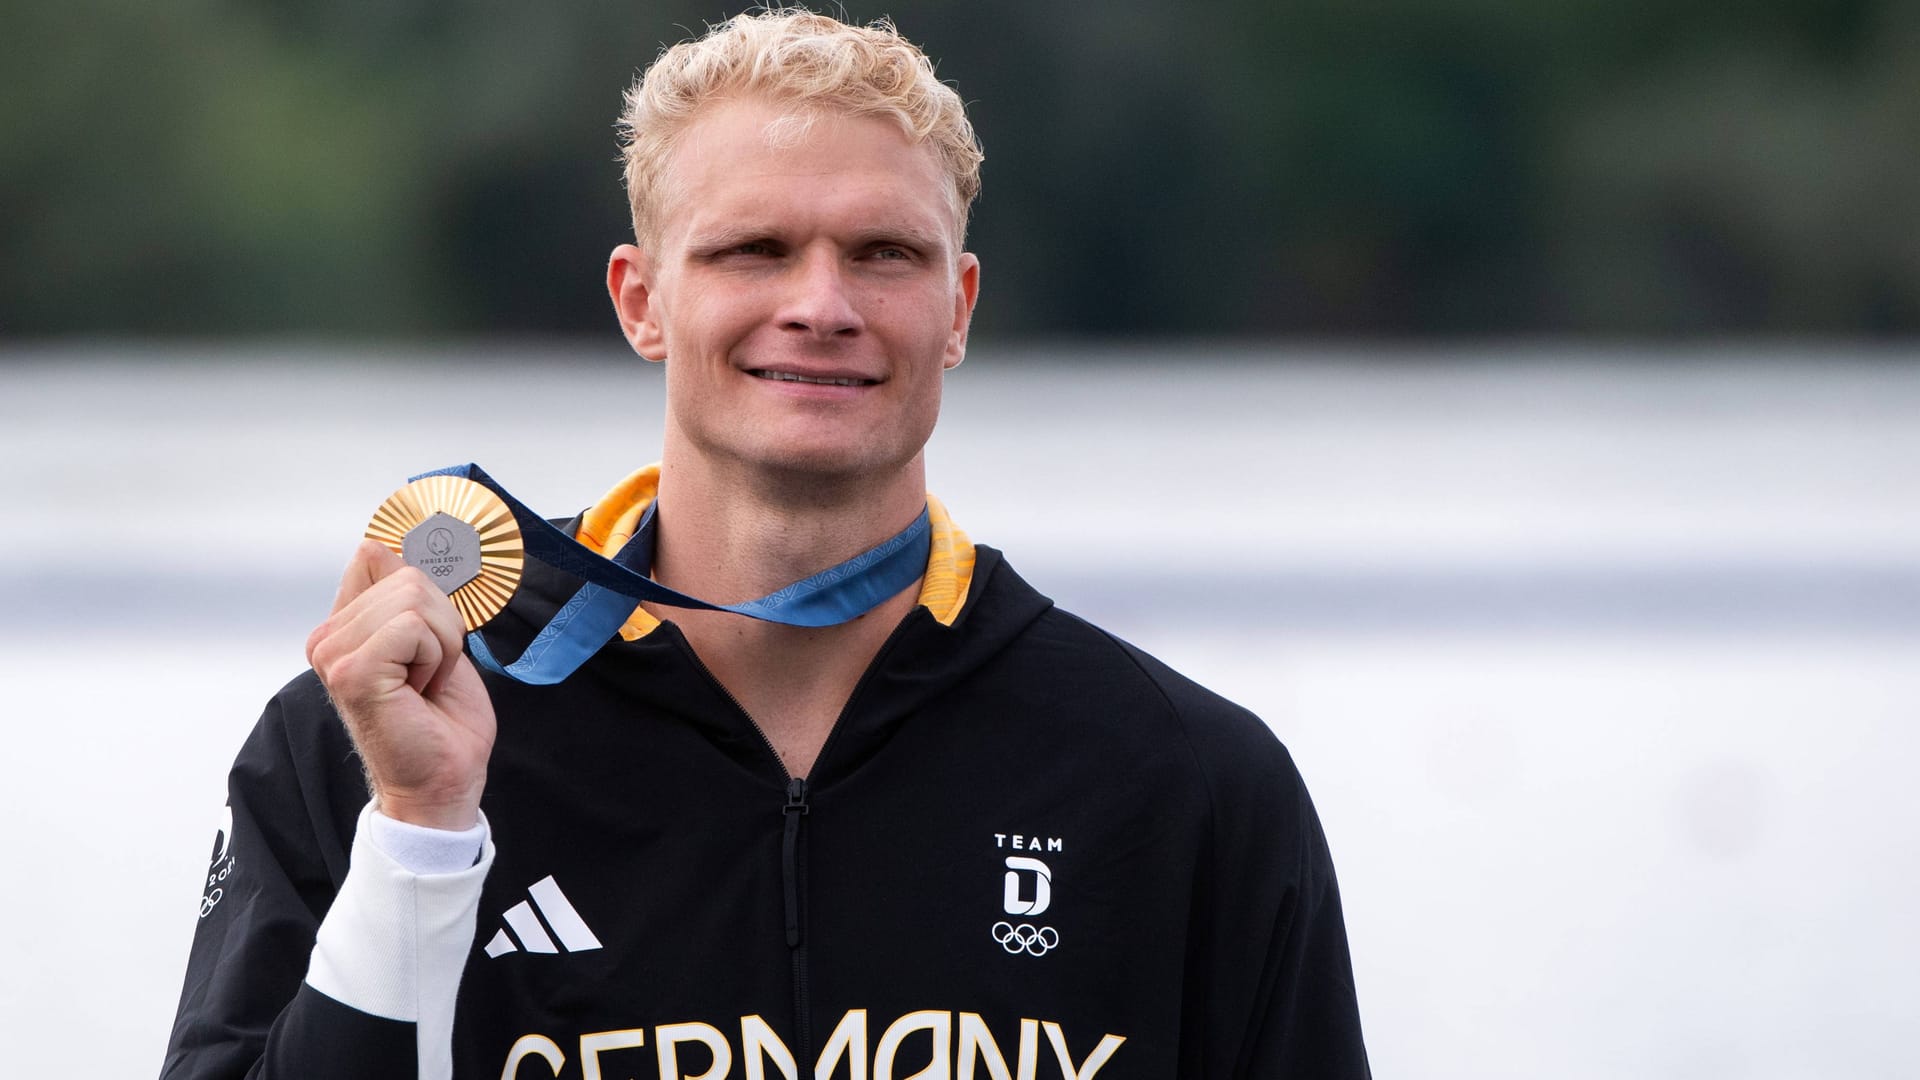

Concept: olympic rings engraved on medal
[[991, 921, 1060, 956]]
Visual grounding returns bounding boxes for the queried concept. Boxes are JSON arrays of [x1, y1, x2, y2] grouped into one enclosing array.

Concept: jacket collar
[[572, 463, 978, 639]]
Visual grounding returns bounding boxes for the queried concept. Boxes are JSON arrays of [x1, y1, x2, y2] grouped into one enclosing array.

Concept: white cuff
[[368, 809, 488, 875], [307, 802, 495, 1080]]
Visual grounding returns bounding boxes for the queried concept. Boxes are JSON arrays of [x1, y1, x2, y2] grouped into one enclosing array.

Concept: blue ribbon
[[415, 464, 932, 685]]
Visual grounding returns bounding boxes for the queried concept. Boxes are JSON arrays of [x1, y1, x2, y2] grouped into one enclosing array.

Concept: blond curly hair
[[618, 8, 983, 247]]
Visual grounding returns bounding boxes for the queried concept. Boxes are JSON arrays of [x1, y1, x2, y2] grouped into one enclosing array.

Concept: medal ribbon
[[413, 464, 932, 685]]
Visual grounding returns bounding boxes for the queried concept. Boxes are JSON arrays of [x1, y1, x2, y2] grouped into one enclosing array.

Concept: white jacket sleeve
[[304, 804, 495, 1080]]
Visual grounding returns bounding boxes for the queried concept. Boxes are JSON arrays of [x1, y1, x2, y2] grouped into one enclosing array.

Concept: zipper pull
[[782, 778, 810, 948]]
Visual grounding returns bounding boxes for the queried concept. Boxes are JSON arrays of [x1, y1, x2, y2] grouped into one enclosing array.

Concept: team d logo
[[1003, 856, 1051, 915], [994, 855, 1059, 957]]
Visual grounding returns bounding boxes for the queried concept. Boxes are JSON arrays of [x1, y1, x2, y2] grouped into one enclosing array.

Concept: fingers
[[330, 539, 406, 618], [307, 540, 404, 664], [315, 607, 444, 708], [307, 541, 467, 702]]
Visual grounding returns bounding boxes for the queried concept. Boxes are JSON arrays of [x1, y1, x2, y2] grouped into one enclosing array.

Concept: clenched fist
[[305, 540, 496, 830]]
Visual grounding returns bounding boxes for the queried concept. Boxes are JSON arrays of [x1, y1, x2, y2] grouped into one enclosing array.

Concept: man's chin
[[719, 440, 922, 497], [755, 448, 887, 483]]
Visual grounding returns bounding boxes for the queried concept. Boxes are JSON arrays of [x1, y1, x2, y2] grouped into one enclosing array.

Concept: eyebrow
[[860, 224, 951, 256], [687, 221, 952, 256], [685, 225, 773, 251]]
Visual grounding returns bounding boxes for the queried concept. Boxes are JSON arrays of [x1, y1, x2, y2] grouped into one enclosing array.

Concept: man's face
[[616, 98, 979, 485]]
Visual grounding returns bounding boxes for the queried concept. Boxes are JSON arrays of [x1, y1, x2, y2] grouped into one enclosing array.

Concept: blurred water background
[[0, 343, 1914, 1077]]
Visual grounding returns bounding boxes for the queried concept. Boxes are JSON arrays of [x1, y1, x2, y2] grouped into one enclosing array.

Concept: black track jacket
[[163, 544, 1370, 1079]]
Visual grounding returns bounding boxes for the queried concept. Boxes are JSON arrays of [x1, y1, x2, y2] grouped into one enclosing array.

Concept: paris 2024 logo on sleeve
[[200, 804, 236, 918]]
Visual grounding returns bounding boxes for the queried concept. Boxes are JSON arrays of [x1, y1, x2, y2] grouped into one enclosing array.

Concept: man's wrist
[[374, 789, 484, 832]]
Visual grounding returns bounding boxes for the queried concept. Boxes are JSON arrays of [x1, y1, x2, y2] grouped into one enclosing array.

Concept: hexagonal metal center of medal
[[402, 511, 483, 594]]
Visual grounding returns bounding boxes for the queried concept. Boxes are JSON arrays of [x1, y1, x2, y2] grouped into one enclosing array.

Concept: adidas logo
[[483, 875, 603, 958]]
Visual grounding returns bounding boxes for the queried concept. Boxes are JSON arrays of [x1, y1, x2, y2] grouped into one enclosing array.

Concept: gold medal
[[365, 475, 525, 631]]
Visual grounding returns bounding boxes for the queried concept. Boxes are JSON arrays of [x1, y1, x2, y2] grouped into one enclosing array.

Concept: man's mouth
[[748, 369, 877, 387]]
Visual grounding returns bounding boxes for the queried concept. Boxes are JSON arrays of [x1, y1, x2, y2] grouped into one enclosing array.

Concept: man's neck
[[650, 455, 927, 602], [643, 449, 931, 779]]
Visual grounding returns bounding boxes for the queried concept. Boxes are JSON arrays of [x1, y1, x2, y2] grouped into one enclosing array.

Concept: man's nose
[[778, 248, 863, 339]]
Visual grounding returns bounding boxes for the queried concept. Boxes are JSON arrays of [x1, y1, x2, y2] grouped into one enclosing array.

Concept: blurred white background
[[1, 344, 1914, 1077]]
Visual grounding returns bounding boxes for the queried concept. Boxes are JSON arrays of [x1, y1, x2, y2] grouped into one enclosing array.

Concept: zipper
[[676, 614, 922, 1075], [678, 640, 821, 1064], [783, 777, 812, 1067], [782, 778, 810, 947]]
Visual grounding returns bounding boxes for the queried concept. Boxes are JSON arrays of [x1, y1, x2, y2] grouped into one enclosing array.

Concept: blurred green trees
[[5, 0, 1916, 338]]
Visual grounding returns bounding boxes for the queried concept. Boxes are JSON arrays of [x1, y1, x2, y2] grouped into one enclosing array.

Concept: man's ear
[[608, 244, 666, 362], [943, 253, 981, 371]]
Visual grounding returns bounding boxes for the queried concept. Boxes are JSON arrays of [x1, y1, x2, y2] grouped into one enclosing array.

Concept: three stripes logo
[[484, 875, 603, 958]]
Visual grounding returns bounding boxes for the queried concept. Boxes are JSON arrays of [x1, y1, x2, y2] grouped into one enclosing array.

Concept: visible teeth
[[755, 370, 869, 386]]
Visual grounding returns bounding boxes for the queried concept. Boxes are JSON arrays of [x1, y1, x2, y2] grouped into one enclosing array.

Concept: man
[[163, 9, 1369, 1079]]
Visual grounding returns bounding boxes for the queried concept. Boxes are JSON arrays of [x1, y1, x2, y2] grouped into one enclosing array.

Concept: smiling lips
[[748, 368, 878, 387]]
